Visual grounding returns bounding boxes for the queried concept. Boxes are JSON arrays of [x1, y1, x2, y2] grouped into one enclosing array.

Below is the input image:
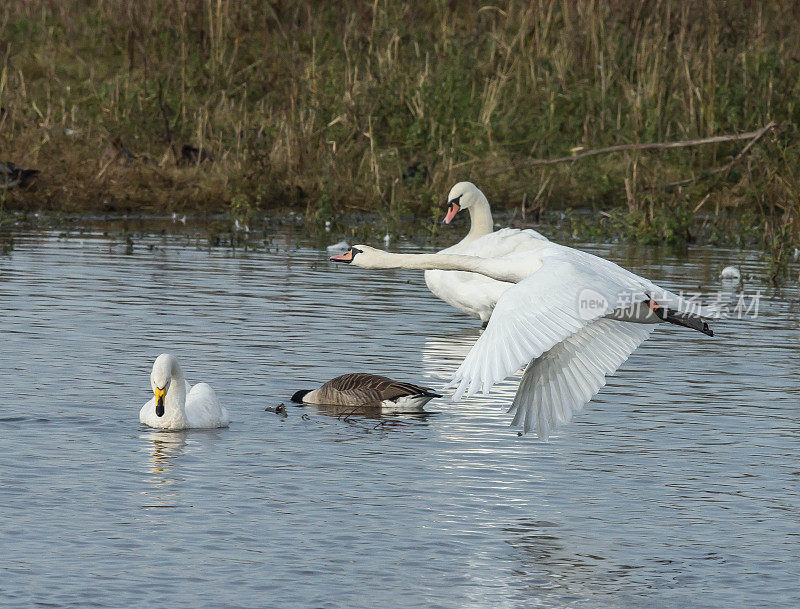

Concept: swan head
[[443, 182, 484, 224], [150, 353, 179, 417], [330, 245, 386, 268]]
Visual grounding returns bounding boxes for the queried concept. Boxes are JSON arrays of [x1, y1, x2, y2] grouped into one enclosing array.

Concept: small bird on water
[[720, 266, 742, 281]]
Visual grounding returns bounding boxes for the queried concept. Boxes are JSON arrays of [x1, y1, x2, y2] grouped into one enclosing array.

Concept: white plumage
[[424, 182, 548, 324], [331, 241, 714, 439], [509, 318, 654, 438], [139, 353, 230, 430], [720, 265, 741, 280]]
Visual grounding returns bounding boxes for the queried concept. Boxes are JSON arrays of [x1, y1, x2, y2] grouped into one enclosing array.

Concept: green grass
[[0, 1, 798, 274]]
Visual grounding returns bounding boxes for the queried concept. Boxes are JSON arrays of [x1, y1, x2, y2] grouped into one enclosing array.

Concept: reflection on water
[[138, 430, 188, 511], [0, 226, 798, 609], [422, 329, 527, 440], [142, 429, 187, 479], [421, 328, 479, 381], [305, 402, 435, 422], [504, 518, 581, 595]]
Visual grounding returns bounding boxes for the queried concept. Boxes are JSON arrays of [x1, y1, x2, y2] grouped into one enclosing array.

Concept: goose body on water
[[291, 373, 441, 414], [140, 353, 230, 430], [331, 244, 714, 438], [424, 182, 548, 325]]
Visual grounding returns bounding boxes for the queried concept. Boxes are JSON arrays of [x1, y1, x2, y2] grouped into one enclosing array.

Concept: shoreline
[[1, 1, 797, 276]]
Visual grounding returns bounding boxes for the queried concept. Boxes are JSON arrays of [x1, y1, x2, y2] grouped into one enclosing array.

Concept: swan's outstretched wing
[[449, 250, 650, 399], [564, 245, 718, 319], [510, 318, 655, 439]]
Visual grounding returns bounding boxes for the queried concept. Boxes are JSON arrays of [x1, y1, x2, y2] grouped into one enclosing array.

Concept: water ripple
[[0, 230, 798, 608]]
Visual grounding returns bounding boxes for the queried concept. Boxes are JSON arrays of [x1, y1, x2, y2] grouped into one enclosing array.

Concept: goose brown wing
[[320, 373, 440, 405]]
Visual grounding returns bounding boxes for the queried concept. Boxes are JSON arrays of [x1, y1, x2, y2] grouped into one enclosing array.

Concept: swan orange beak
[[330, 250, 353, 263], [443, 201, 460, 224], [154, 387, 166, 417]]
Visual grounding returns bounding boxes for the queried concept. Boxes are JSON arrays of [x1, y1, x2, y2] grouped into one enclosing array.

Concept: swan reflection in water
[[141, 430, 187, 477], [503, 518, 640, 600], [421, 328, 523, 406], [138, 428, 223, 507], [139, 429, 188, 501], [137, 429, 188, 510], [421, 327, 481, 382], [503, 519, 582, 596]]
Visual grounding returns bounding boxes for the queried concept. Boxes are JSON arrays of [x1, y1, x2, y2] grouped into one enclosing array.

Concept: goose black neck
[[291, 389, 311, 403]]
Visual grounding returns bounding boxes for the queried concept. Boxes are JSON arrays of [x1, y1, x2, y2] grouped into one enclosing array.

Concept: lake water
[[1, 221, 798, 608]]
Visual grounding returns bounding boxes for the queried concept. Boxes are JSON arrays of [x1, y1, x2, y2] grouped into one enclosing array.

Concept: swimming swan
[[140, 353, 230, 430], [425, 182, 548, 325], [291, 373, 441, 414], [331, 244, 714, 439]]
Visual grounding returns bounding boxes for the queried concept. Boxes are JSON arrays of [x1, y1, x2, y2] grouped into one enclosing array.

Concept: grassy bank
[[1, 1, 798, 271]]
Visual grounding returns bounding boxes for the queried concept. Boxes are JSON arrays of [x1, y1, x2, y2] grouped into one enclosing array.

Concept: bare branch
[[490, 122, 779, 176], [663, 121, 778, 188]]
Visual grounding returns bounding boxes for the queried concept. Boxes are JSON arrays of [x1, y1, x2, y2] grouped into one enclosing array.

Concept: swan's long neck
[[364, 251, 533, 283], [464, 193, 494, 242], [164, 366, 188, 426]]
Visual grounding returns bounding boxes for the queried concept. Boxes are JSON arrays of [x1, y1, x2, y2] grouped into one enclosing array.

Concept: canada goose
[[291, 373, 441, 414], [424, 182, 548, 325], [331, 244, 714, 438], [140, 353, 230, 430]]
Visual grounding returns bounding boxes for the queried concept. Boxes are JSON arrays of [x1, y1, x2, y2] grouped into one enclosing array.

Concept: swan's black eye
[[351, 247, 363, 258], [447, 194, 462, 207]]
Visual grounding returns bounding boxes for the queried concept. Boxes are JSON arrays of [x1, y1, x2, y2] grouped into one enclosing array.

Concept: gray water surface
[[1, 226, 798, 608]]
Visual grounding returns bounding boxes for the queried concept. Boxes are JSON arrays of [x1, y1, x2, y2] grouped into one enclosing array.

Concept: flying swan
[[140, 353, 230, 430], [331, 244, 714, 438], [425, 182, 548, 326]]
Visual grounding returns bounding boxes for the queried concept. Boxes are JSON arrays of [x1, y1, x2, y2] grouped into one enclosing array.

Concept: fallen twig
[[692, 193, 712, 213], [663, 121, 778, 188], [490, 122, 779, 176]]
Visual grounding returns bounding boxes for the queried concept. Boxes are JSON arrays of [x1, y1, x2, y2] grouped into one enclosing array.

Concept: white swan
[[424, 182, 548, 325], [139, 353, 230, 430], [331, 244, 714, 439]]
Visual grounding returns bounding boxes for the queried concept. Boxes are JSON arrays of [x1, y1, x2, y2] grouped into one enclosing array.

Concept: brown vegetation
[[0, 1, 798, 267]]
